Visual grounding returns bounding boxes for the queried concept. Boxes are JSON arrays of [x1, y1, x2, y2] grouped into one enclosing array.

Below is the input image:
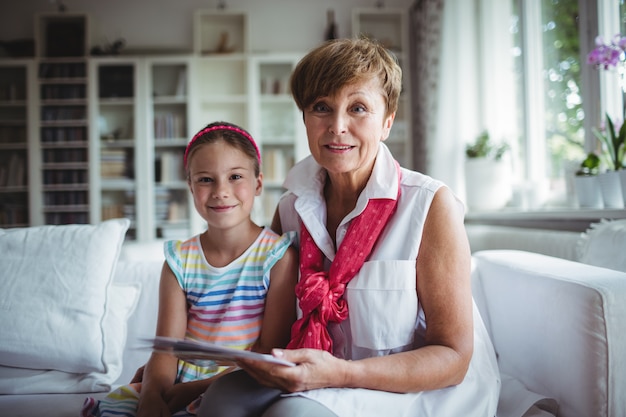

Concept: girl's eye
[[197, 177, 213, 183], [230, 174, 242, 180]]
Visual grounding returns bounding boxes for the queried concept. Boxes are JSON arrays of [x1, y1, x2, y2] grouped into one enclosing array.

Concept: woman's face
[[303, 77, 395, 182]]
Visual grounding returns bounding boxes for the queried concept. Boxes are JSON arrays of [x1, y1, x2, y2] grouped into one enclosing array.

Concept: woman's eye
[[352, 104, 366, 113], [312, 102, 330, 112]]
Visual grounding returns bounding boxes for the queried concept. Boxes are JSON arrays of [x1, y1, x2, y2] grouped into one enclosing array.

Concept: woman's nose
[[329, 114, 347, 135]]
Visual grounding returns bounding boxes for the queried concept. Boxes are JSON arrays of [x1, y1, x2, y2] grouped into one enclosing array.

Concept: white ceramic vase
[[465, 157, 512, 211], [573, 175, 604, 208], [620, 170, 626, 206], [598, 171, 624, 208]]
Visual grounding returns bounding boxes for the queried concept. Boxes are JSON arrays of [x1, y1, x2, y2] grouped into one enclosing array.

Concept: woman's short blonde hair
[[290, 37, 402, 117]]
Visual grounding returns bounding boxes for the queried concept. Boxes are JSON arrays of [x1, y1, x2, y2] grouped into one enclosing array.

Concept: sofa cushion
[[0, 219, 129, 377], [0, 283, 139, 394], [577, 219, 626, 272]]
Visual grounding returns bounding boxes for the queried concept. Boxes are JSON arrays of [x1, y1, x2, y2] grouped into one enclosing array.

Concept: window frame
[[482, 0, 623, 203], [467, 0, 626, 230]]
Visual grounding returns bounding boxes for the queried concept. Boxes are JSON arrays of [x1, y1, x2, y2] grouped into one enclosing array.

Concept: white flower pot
[[464, 157, 512, 211], [620, 170, 626, 206], [573, 175, 604, 208], [598, 171, 624, 208]]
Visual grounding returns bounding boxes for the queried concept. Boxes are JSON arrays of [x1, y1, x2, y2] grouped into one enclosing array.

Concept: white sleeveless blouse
[[277, 143, 500, 417]]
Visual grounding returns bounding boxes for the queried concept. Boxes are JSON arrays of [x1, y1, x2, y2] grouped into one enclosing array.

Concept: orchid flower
[[587, 35, 626, 70]]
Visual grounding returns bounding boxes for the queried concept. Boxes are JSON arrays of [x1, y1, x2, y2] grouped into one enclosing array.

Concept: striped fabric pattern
[[166, 228, 294, 383], [81, 383, 196, 417]]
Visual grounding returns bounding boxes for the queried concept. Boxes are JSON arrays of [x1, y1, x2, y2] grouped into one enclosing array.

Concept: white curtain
[[432, 0, 480, 198], [409, 0, 514, 201], [408, 0, 445, 175]]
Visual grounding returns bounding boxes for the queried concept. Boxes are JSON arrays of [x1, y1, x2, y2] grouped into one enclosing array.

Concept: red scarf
[[287, 164, 401, 352]]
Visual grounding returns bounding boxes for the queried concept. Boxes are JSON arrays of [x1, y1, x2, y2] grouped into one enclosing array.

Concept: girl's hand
[[130, 364, 145, 383], [238, 348, 347, 392]]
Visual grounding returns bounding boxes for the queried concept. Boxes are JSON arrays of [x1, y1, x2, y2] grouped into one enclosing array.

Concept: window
[[489, 0, 622, 208]]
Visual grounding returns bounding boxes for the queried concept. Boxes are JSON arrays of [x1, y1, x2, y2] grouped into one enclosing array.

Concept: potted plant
[[464, 130, 512, 211], [592, 114, 625, 207], [573, 152, 604, 208], [587, 35, 626, 207]]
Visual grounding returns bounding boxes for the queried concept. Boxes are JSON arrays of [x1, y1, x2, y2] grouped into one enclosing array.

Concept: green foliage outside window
[[540, 0, 585, 177], [512, 0, 585, 181]]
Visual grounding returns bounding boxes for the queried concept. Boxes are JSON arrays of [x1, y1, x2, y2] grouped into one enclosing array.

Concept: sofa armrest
[[465, 224, 581, 261], [472, 250, 626, 417]]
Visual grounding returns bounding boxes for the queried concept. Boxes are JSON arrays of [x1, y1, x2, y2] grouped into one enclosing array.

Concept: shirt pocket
[[345, 260, 418, 351]]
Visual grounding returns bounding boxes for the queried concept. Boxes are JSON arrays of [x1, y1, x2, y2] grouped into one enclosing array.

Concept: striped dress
[[81, 227, 295, 417]]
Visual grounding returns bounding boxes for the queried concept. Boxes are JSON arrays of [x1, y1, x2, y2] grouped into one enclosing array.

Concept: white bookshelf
[[146, 56, 195, 240], [0, 61, 36, 228], [4, 7, 409, 239], [352, 8, 412, 168], [89, 57, 142, 239], [248, 53, 307, 226]]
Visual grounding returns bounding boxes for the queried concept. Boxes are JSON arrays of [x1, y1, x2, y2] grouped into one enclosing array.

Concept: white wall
[[0, 0, 412, 54]]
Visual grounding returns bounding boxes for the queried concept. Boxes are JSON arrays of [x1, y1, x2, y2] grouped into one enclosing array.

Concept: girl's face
[[303, 77, 395, 183], [187, 140, 262, 231]]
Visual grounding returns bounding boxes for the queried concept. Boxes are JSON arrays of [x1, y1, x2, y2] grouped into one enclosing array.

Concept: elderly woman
[[198, 37, 500, 417]]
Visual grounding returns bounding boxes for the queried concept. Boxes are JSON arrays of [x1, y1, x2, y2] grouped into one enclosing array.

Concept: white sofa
[[1, 219, 626, 417]]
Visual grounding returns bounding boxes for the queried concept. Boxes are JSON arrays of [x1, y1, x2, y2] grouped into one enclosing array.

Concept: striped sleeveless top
[[164, 227, 295, 383]]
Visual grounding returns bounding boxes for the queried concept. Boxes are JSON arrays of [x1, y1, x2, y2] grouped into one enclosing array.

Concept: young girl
[[82, 122, 299, 417]]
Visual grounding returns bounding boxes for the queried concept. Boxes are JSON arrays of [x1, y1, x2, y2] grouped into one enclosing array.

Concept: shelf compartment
[[352, 9, 405, 54], [0, 150, 27, 188], [152, 64, 188, 98], [0, 191, 29, 228], [194, 10, 248, 54], [196, 102, 248, 132], [35, 13, 89, 58], [195, 57, 247, 96]]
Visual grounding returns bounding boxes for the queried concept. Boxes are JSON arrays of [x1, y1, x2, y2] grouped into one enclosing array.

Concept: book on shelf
[[159, 150, 185, 183], [0, 126, 26, 144], [0, 200, 28, 226], [262, 147, 294, 182], [262, 189, 283, 222], [41, 126, 86, 143], [100, 149, 127, 178], [167, 200, 187, 222], [101, 203, 124, 220], [154, 113, 185, 139], [0, 153, 26, 187], [175, 67, 187, 97], [38, 62, 86, 80]]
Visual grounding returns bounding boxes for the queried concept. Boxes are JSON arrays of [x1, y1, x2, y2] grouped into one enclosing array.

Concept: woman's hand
[[238, 348, 348, 392]]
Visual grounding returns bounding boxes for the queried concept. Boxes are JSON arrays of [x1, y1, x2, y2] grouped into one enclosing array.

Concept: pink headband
[[183, 125, 261, 167]]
